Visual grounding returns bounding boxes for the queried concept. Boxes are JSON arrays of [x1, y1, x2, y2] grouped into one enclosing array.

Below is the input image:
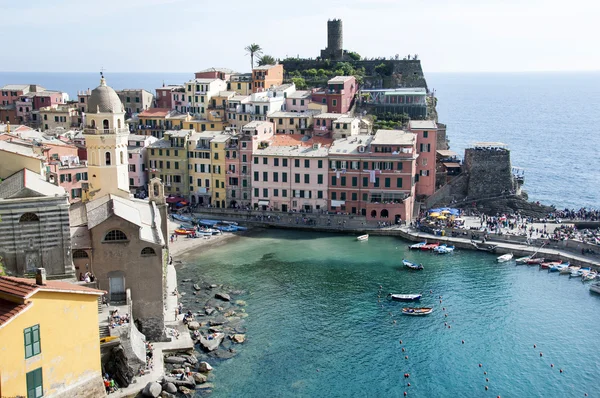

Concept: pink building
[[42, 142, 87, 202], [408, 120, 438, 198], [285, 91, 312, 112], [327, 130, 417, 222], [252, 134, 332, 212], [236, 121, 274, 206], [127, 134, 158, 193], [311, 76, 358, 114], [195, 67, 236, 81], [155, 85, 184, 109], [1, 84, 32, 105]]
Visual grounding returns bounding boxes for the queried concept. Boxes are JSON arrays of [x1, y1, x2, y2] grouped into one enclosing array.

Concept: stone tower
[[82, 76, 131, 202], [321, 19, 344, 60]]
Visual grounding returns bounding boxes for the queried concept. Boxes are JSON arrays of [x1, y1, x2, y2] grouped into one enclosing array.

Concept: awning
[[437, 150, 458, 157], [331, 200, 346, 207], [258, 200, 269, 206], [442, 162, 461, 168], [166, 196, 184, 204]]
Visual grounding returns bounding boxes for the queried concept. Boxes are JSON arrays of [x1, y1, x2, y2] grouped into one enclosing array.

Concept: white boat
[[515, 256, 531, 264], [571, 267, 591, 278], [582, 271, 598, 282], [402, 307, 433, 316], [560, 265, 579, 274], [497, 253, 514, 263], [435, 245, 455, 254], [357, 234, 369, 241], [410, 241, 427, 250], [388, 293, 422, 301], [590, 282, 600, 294]]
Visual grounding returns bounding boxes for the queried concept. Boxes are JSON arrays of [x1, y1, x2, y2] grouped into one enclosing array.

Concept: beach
[[167, 219, 246, 257]]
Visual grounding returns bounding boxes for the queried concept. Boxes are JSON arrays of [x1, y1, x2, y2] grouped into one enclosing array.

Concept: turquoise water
[[178, 230, 600, 398]]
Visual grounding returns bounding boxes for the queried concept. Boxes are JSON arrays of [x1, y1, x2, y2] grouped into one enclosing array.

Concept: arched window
[[105, 152, 111, 166], [104, 230, 128, 242], [117, 119, 122, 128], [370, 210, 377, 218], [103, 119, 109, 130], [91, 120, 96, 128], [20, 213, 39, 222], [381, 209, 389, 218], [141, 247, 156, 256], [119, 151, 124, 165], [72, 249, 89, 259]]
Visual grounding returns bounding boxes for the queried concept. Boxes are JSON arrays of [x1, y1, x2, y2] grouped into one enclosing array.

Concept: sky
[[1, 0, 599, 73]]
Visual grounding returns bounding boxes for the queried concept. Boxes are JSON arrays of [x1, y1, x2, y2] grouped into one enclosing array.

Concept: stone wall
[[464, 148, 515, 199], [48, 371, 105, 398]]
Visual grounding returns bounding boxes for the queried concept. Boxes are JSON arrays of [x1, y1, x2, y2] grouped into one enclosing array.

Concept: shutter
[[24, 328, 32, 357]]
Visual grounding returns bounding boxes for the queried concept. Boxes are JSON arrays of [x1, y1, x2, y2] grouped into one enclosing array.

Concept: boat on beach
[[357, 234, 369, 241], [409, 241, 427, 250], [174, 228, 195, 235], [403, 259, 424, 270], [388, 293, 422, 301], [497, 253, 514, 263], [402, 307, 433, 316]]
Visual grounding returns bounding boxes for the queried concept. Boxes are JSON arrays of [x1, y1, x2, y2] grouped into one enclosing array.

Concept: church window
[[72, 250, 88, 259], [20, 213, 39, 222], [103, 230, 128, 242], [105, 152, 111, 166], [141, 247, 156, 256], [91, 120, 96, 128], [103, 119, 109, 130], [118, 119, 122, 128], [120, 152, 124, 165]]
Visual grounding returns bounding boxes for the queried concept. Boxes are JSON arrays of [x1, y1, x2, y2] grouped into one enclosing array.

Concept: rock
[[104, 345, 135, 388], [205, 307, 215, 315], [224, 310, 236, 317], [164, 356, 187, 364], [163, 376, 195, 389], [208, 349, 237, 359], [209, 317, 226, 326], [232, 334, 245, 343], [162, 382, 177, 394], [160, 392, 176, 398], [171, 368, 184, 374], [199, 333, 225, 351], [193, 372, 207, 384], [142, 381, 162, 397], [210, 284, 218, 289], [198, 361, 213, 372], [193, 292, 197, 295], [193, 284, 201, 291], [196, 382, 214, 390], [187, 321, 200, 330], [178, 386, 193, 395], [235, 300, 246, 306], [180, 292, 186, 296], [215, 292, 231, 301], [182, 279, 192, 282], [183, 354, 198, 365], [230, 289, 245, 295]]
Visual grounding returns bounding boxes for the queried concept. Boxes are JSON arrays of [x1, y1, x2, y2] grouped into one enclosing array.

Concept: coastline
[[167, 219, 249, 258]]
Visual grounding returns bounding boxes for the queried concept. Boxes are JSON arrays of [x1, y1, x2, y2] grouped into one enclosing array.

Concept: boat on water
[[560, 265, 579, 274], [388, 293, 422, 301], [497, 253, 514, 263], [571, 267, 591, 278], [582, 271, 598, 282], [540, 261, 562, 269], [470, 241, 498, 252], [421, 242, 440, 251], [410, 241, 427, 250], [357, 234, 369, 241], [435, 245, 455, 254], [549, 263, 569, 273], [526, 258, 545, 265], [590, 282, 600, 294], [402, 307, 433, 316], [515, 256, 532, 264], [403, 259, 424, 270]]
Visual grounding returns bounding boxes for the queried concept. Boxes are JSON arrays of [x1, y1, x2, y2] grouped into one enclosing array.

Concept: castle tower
[[321, 19, 344, 60], [82, 76, 131, 202]]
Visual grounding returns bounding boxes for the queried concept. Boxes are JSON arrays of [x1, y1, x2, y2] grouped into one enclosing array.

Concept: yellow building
[[0, 139, 46, 179], [130, 109, 190, 139], [0, 273, 105, 397], [39, 104, 79, 131], [209, 133, 230, 208], [268, 110, 320, 135], [146, 130, 193, 197], [184, 117, 228, 133]]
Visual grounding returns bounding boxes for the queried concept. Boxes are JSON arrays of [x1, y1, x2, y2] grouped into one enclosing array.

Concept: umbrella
[[441, 210, 451, 214], [166, 196, 183, 204], [437, 215, 447, 220], [429, 212, 441, 217], [429, 208, 442, 213]]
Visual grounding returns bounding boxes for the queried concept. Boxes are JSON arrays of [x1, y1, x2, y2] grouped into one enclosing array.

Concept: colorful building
[[195, 67, 236, 81], [183, 78, 227, 119], [188, 131, 220, 206], [285, 90, 312, 112], [146, 130, 192, 197], [127, 134, 158, 193], [268, 110, 318, 135], [229, 74, 253, 95], [130, 108, 190, 138], [359, 88, 428, 119], [252, 64, 284, 93], [408, 120, 438, 198], [327, 130, 417, 222], [155, 85, 183, 109], [0, 273, 106, 397], [116, 89, 154, 118], [39, 104, 79, 131], [311, 76, 358, 114]]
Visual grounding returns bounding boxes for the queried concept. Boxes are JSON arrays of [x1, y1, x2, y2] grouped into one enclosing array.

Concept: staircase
[[99, 325, 110, 339]]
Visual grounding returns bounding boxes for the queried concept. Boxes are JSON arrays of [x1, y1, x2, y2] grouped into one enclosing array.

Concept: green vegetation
[[291, 77, 307, 90], [347, 51, 361, 61], [257, 54, 276, 66], [285, 62, 367, 88], [372, 113, 410, 131], [245, 43, 263, 69], [374, 62, 393, 77]]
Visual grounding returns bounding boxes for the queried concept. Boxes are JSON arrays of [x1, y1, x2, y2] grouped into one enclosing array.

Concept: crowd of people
[[551, 208, 599, 221], [108, 309, 130, 328], [78, 271, 96, 283], [103, 374, 118, 394]]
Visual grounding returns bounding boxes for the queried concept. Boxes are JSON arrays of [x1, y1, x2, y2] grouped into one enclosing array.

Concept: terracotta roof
[[0, 298, 32, 329], [138, 108, 171, 117], [0, 276, 105, 299]]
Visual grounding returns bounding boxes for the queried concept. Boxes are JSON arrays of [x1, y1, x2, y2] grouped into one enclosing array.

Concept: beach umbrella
[[429, 208, 442, 213], [437, 215, 447, 220], [441, 210, 451, 214], [429, 212, 441, 217]]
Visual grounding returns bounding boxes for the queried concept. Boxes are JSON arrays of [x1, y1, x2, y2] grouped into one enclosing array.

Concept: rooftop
[[328, 135, 373, 156], [127, 134, 151, 142], [253, 64, 279, 71], [0, 298, 32, 329], [371, 130, 416, 146], [270, 84, 294, 92], [259, 135, 332, 157], [329, 76, 354, 83], [409, 120, 437, 130], [287, 90, 311, 99], [0, 140, 46, 161], [0, 276, 104, 300], [0, 168, 66, 199], [1, 84, 32, 91], [269, 110, 319, 118], [314, 112, 346, 119], [361, 88, 427, 94], [196, 67, 237, 74], [166, 129, 194, 138], [139, 108, 172, 118], [242, 120, 272, 129], [215, 91, 237, 98], [187, 78, 220, 84]]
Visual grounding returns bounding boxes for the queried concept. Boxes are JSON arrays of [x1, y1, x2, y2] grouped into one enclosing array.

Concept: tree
[[347, 51, 361, 61], [292, 77, 307, 90], [334, 62, 354, 76], [245, 43, 263, 69], [257, 54, 276, 66], [304, 68, 318, 77]]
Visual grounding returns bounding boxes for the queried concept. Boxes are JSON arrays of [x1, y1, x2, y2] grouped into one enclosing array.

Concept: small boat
[[221, 221, 239, 226], [214, 224, 237, 232], [388, 293, 422, 301], [421, 242, 440, 251], [590, 282, 600, 294], [515, 256, 532, 264], [497, 253, 514, 263], [526, 258, 544, 265], [198, 219, 219, 226], [234, 225, 248, 231], [540, 261, 561, 269], [172, 214, 193, 223], [410, 241, 427, 250], [435, 245, 455, 254], [357, 234, 369, 241], [403, 259, 424, 270], [549, 263, 569, 273], [470, 241, 498, 252], [402, 307, 433, 316], [174, 228, 195, 235], [571, 267, 591, 278], [560, 265, 578, 274], [582, 271, 598, 282]]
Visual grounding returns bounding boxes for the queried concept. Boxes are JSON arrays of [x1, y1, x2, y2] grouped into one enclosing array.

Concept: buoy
[[442, 307, 445, 311], [393, 320, 397, 324], [317, 369, 320, 372], [462, 340, 465, 344], [400, 340, 403, 344], [533, 344, 536, 348], [445, 314, 448, 317], [484, 371, 487, 375], [430, 290, 433, 293], [486, 378, 489, 382], [440, 300, 443, 303], [540, 352, 543, 357], [404, 392, 407, 396], [479, 364, 482, 368], [405, 355, 409, 359], [551, 364, 554, 368], [380, 285, 383, 289], [439, 295, 442, 298], [560, 369, 563, 373], [448, 325, 451, 328], [402, 348, 405, 352], [407, 383, 411, 387], [444, 322, 447, 326], [485, 386, 488, 391]]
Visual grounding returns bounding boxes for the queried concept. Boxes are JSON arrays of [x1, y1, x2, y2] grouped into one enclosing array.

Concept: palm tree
[[257, 54, 276, 66], [245, 44, 263, 69]]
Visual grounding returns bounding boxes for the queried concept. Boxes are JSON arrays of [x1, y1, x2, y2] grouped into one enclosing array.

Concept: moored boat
[[582, 271, 598, 281], [526, 258, 544, 265], [571, 267, 591, 278], [357, 234, 369, 241], [515, 256, 532, 264], [198, 219, 219, 226], [421, 242, 440, 251], [435, 245, 455, 254], [388, 293, 422, 301], [402, 307, 433, 316], [590, 282, 600, 294], [410, 241, 427, 250], [497, 253, 514, 263], [540, 261, 561, 269], [549, 263, 569, 273], [560, 265, 578, 274], [403, 259, 424, 270]]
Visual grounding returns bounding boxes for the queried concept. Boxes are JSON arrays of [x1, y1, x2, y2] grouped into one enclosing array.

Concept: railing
[[84, 128, 130, 135]]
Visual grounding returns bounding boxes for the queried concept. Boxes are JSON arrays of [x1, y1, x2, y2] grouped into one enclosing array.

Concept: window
[[254, 157, 258, 164], [166, 161, 171, 169], [141, 247, 156, 256], [26, 368, 43, 398], [331, 176, 337, 186], [352, 177, 358, 187], [72, 249, 88, 259], [363, 177, 369, 187], [105, 152, 111, 165], [104, 230, 128, 242], [214, 153, 219, 160], [282, 172, 288, 183], [254, 171, 259, 181], [374, 178, 380, 188], [317, 190, 323, 199], [317, 174, 323, 184], [274, 158, 279, 166], [283, 159, 288, 167], [254, 188, 259, 197], [304, 159, 310, 168], [341, 176, 346, 186], [385, 178, 391, 188], [273, 172, 279, 182], [352, 192, 357, 200], [396, 178, 404, 188], [242, 154, 247, 162], [274, 189, 279, 197], [24, 325, 41, 358], [20, 213, 39, 222], [397, 162, 403, 170], [304, 174, 310, 184], [263, 188, 268, 197], [263, 171, 268, 182], [423, 131, 428, 138], [295, 174, 300, 183], [282, 189, 288, 197], [331, 192, 337, 200], [332, 99, 337, 107], [263, 157, 268, 165], [318, 160, 323, 168], [341, 192, 346, 200]]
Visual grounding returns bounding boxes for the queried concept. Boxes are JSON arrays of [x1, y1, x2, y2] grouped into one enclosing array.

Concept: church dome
[[88, 77, 123, 113]]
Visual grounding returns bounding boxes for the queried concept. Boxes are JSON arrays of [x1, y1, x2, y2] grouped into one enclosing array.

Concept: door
[[282, 204, 288, 212], [109, 276, 125, 302]]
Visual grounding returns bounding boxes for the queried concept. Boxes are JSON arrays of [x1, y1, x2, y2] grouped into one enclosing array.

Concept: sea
[[177, 229, 600, 397], [0, 71, 598, 210]]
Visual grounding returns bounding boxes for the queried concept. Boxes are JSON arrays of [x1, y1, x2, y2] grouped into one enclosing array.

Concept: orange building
[[252, 64, 284, 93]]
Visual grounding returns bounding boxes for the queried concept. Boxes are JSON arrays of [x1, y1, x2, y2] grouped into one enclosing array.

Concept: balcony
[[195, 145, 210, 150], [84, 127, 129, 135]]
